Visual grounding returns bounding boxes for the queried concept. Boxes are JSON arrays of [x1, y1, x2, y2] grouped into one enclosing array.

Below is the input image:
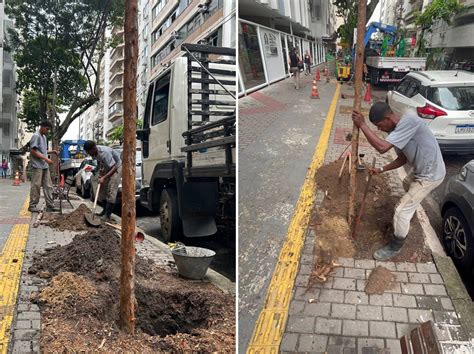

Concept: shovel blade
[[85, 212, 102, 227]]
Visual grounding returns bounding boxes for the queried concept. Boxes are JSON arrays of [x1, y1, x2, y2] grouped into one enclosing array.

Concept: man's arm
[[30, 148, 53, 165], [352, 111, 393, 154], [369, 152, 407, 175]]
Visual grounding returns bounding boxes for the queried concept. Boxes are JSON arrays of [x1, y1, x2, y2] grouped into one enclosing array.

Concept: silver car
[[441, 159, 474, 273], [74, 159, 97, 198]]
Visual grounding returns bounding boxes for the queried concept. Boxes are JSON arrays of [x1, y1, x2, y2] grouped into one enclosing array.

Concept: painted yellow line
[[0, 196, 30, 352], [247, 83, 341, 353]]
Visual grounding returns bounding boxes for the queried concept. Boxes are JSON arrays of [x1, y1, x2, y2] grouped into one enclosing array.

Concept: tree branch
[[56, 95, 99, 139]]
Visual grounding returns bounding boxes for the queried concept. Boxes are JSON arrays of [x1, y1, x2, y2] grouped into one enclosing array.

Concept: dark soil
[[44, 203, 107, 232], [365, 266, 396, 295], [311, 159, 432, 263], [30, 229, 235, 352]]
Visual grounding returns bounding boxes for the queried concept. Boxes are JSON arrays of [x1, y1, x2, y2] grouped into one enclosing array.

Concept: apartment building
[[138, 0, 151, 120]]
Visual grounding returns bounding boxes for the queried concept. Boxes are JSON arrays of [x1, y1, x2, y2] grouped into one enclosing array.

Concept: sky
[[368, 1, 382, 24]]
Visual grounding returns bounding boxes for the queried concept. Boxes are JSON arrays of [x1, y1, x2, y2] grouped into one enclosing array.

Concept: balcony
[[110, 74, 124, 93]]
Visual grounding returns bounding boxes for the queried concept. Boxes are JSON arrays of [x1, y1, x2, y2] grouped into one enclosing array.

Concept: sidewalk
[[278, 83, 474, 353]]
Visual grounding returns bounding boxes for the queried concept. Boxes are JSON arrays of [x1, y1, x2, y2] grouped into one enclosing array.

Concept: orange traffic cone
[[364, 83, 372, 102], [12, 171, 20, 186], [310, 80, 320, 99], [315, 68, 321, 81]]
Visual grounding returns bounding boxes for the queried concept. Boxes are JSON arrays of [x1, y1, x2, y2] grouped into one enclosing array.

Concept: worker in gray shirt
[[84, 140, 122, 220], [352, 102, 445, 261], [28, 121, 59, 212]]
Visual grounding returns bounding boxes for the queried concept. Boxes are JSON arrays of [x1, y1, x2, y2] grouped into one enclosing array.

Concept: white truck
[[137, 44, 236, 242], [366, 56, 427, 85]]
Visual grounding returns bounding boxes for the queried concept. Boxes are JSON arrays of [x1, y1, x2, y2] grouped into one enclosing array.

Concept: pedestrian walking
[[28, 121, 59, 213], [304, 50, 312, 76], [1, 159, 7, 179], [289, 47, 301, 90], [352, 102, 446, 261], [83, 140, 122, 221]]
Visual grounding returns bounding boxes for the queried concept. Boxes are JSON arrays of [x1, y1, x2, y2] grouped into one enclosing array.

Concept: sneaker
[[28, 206, 41, 213], [373, 236, 405, 261], [45, 206, 60, 212]]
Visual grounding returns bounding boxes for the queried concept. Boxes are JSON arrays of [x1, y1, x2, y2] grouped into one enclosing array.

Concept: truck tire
[[159, 188, 181, 242]]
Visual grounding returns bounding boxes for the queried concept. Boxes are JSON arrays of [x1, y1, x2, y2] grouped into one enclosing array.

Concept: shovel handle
[[92, 183, 101, 215]]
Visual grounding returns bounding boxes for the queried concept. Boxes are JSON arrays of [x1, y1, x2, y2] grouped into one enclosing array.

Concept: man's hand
[[352, 110, 367, 128], [45, 158, 53, 165], [368, 167, 383, 175], [98, 176, 106, 185]]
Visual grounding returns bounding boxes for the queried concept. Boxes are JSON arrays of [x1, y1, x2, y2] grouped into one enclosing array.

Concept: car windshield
[[427, 86, 474, 111]]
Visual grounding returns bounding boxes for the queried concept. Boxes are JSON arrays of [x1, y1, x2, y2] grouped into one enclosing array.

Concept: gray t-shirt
[[96, 146, 121, 173], [29, 131, 49, 169], [386, 112, 446, 181]]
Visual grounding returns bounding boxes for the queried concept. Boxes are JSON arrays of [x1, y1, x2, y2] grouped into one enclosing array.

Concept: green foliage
[[109, 120, 143, 145], [17, 90, 41, 133], [415, 0, 463, 29]]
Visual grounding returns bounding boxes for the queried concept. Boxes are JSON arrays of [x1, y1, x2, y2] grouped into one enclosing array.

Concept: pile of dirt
[[45, 204, 105, 232], [311, 159, 431, 263], [365, 266, 396, 295], [31, 229, 235, 352]]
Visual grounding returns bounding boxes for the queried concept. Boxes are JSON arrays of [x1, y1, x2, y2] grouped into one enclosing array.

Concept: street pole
[[348, 0, 367, 228], [119, 0, 138, 335]]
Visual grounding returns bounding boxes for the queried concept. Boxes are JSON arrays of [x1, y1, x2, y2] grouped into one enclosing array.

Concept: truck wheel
[[159, 188, 181, 242]]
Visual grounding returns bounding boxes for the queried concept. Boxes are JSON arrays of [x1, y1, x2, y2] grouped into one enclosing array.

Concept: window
[[207, 27, 222, 47], [395, 78, 410, 96], [405, 78, 420, 98], [152, 0, 167, 19], [151, 73, 170, 125], [428, 86, 474, 111]]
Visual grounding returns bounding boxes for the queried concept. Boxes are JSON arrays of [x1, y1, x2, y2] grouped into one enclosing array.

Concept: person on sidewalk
[[289, 47, 301, 90], [1, 159, 7, 179], [304, 50, 312, 76], [83, 140, 122, 221], [28, 121, 59, 213], [352, 102, 446, 261]]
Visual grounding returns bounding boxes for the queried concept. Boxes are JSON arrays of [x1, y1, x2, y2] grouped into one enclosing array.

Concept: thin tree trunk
[[348, 0, 367, 228], [119, 0, 138, 335]]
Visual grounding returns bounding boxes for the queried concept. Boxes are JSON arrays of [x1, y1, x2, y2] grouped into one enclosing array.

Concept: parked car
[[74, 159, 97, 198], [387, 70, 474, 154], [440, 159, 474, 273]]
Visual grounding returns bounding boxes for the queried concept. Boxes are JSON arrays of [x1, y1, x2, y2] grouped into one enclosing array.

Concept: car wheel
[[159, 188, 181, 243], [82, 181, 90, 199], [76, 183, 81, 196], [443, 207, 474, 272]]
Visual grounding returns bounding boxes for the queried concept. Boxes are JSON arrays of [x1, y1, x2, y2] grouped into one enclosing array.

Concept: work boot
[[96, 202, 107, 217], [101, 203, 115, 221], [373, 236, 405, 261], [28, 206, 41, 213], [45, 206, 60, 212]]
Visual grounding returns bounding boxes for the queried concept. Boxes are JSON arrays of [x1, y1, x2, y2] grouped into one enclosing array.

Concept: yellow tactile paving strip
[[0, 198, 30, 353], [247, 84, 341, 353]]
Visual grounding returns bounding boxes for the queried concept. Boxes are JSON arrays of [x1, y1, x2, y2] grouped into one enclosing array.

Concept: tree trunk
[[348, 0, 367, 228], [119, 0, 138, 335]]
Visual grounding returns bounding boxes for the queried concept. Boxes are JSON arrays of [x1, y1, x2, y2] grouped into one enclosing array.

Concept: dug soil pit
[[311, 159, 431, 263], [365, 266, 396, 295], [44, 203, 106, 232], [30, 229, 235, 352]]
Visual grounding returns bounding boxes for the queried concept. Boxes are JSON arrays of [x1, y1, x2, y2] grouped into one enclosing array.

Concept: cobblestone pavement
[[280, 83, 474, 353], [238, 68, 336, 350]]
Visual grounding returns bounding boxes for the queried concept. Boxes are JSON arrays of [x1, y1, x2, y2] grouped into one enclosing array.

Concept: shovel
[[85, 183, 102, 227]]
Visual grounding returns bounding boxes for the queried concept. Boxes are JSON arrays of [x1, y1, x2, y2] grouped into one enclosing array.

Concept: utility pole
[[348, 0, 367, 228], [119, 0, 138, 334]]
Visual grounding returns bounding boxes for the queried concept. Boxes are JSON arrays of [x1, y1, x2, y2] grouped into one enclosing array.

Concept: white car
[[74, 159, 97, 198], [387, 70, 474, 154]]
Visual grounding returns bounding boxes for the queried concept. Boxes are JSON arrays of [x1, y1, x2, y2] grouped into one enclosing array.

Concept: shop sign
[[263, 32, 278, 56]]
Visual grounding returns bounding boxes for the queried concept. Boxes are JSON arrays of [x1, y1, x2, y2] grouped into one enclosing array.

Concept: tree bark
[[119, 0, 138, 335], [348, 0, 367, 229]]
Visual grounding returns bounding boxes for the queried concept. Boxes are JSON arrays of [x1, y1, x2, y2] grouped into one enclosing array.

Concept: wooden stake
[[119, 0, 138, 335], [348, 0, 367, 228], [338, 153, 348, 180], [352, 157, 376, 239]]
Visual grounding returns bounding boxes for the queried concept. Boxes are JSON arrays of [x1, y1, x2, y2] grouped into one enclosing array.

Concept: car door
[[389, 77, 411, 115]]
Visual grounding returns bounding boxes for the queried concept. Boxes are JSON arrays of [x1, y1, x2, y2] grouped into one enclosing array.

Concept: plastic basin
[[171, 246, 216, 280]]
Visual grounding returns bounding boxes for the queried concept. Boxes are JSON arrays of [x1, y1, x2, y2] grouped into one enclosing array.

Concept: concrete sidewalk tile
[[441, 297, 454, 310], [369, 294, 392, 306], [416, 262, 438, 273], [280, 333, 298, 352], [12, 341, 31, 353], [408, 308, 434, 323], [295, 274, 310, 287], [415, 295, 443, 310], [289, 300, 305, 315], [396, 323, 418, 338], [334, 267, 344, 277], [354, 260, 375, 269], [369, 321, 396, 338], [356, 305, 382, 321], [357, 338, 385, 353], [424, 284, 447, 296], [286, 316, 315, 333], [396, 262, 417, 272], [344, 267, 366, 279], [14, 320, 31, 329], [13, 329, 37, 341], [299, 264, 312, 275], [386, 282, 402, 293], [305, 302, 331, 317], [448, 325, 469, 341], [338, 258, 354, 267], [375, 261, 396, 271], [320, 289, 345, 303], [328, 336, 356, 347], [344, 291, 369, 305], [333, 277, 357, 291], [393, 294, 417, 307], [382, 306, 408, 322], [356, 280, 366, 292], [407, 272, 430, 284], [332, 304, 356, 319], [401, 283, 424, 295], [343, 319, 369, 336], [392, 272, 408, 283], [429, 273, 444, 284], [433, 310, 460, 325], [315, 317, 343, 335], [294, 286, 320, 301], [434, 324, 451, 341], [385, 339, 403, 354], [298, 334, 328, 352], [300, 254, 313, 264]]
